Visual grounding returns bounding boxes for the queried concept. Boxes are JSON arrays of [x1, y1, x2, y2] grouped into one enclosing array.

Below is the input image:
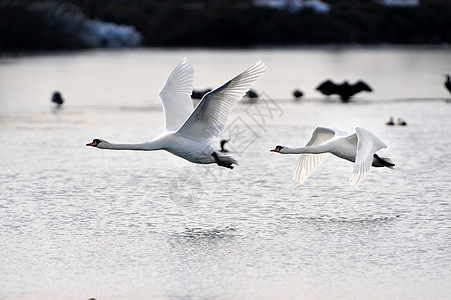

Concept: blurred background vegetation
[[1, 0, 451, 52]]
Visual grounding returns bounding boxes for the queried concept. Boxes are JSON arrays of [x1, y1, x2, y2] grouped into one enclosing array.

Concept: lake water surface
[[0, 48, 450, 299]]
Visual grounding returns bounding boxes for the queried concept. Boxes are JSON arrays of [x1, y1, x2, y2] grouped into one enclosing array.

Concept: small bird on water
[[51, 91, 64, 107], [191, 88, 212, 100], [386, 116, 407, 126], [292, 89, 304, 100], [386, 116, 395, 126], [220, 139, 229, 152], [242, 89, 260, 104], [396, 118, 407, 126], [444, 74, 451, 95]]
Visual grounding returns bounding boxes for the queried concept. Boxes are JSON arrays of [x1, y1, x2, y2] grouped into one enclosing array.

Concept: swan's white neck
[[98, 140, 162, 151], [281, 145, 326, 154]]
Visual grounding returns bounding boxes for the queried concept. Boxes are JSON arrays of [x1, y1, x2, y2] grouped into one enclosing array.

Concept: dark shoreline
[[1, 43, 450, 58], [1, 0, 451, 52]]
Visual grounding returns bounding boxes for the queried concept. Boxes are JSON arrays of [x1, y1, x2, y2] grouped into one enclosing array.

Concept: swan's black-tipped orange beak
[[86, 140, 98, 147], [270, 147, 279, 152]]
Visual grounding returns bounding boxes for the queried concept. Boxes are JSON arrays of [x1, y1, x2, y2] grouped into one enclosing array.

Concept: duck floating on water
[[396, 118, 407, 126], [220, 139, 229, 153], [51, 91, 64, 108], [191, 88, 212, 100], [386, 116, 395, 126], [241, 89, 260, 104], [292, 89, 304, 100]]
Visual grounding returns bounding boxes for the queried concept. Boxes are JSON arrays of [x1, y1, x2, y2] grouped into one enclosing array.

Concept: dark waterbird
[[220, 139, 229, 152], [386, 116, 395, 126], [246, 89, 259, 99], [386, 116, 407, 126], [51, 91, 64, 107], [316, 79, 372, 102], [191, 88, 211, 100], [444, 75, 451, 94], [396, 118, 407, 126], [292, 89, 304, 100], [242, 88, 260, 104]]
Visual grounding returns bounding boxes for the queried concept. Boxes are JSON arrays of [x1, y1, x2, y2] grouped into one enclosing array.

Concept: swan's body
[[271, 127, 394, 185], [87, 58, 266, 169]]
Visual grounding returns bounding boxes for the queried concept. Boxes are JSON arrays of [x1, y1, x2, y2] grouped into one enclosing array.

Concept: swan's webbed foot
[[211, 152, 234, 169]]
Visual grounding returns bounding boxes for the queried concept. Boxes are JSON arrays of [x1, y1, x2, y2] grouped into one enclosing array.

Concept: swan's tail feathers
[[223, 155, 239, 166], [350, 155, 395, 185], [211, 153, 238, 169], [372, 154, 395, 169]]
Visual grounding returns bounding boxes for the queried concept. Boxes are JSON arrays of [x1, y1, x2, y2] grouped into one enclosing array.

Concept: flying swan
[[86, 58, 266, 169], [270, 127, 394, 185]]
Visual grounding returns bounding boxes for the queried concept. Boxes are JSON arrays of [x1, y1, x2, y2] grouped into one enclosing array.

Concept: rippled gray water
[[0, 48, 450, 299]]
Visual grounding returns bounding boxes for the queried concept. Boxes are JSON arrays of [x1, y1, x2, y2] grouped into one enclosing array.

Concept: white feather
[[292, 127, 336, 183], [349, 127, 387, 185], [158, 57, 195, 132], [178, 61, 266, 144]]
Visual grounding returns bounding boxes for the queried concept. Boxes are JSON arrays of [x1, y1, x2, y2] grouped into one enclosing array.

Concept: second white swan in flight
[[271, 127, 394, 185], [87, 58, 266, 169]]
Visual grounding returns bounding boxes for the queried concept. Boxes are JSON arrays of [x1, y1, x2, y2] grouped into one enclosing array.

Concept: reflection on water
[[0, 48, 450, 300], [291, 215, 400, 224], [171, 227, 238, 244]]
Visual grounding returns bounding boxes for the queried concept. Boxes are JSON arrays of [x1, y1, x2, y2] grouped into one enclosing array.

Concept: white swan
[[270, 127, 394, 185], [87, 58, 266, 169]]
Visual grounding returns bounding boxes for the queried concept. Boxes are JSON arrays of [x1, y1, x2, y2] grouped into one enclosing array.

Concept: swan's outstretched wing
[[292, 127, 337, 184], [349, 127, 387, 185], [158, 58, 195, 132], [177, 61, 266, 144]]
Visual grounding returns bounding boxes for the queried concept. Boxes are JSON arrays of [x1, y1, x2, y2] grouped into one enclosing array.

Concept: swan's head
[[270, 145, 285, 153], [86, 138, 105, 148]]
